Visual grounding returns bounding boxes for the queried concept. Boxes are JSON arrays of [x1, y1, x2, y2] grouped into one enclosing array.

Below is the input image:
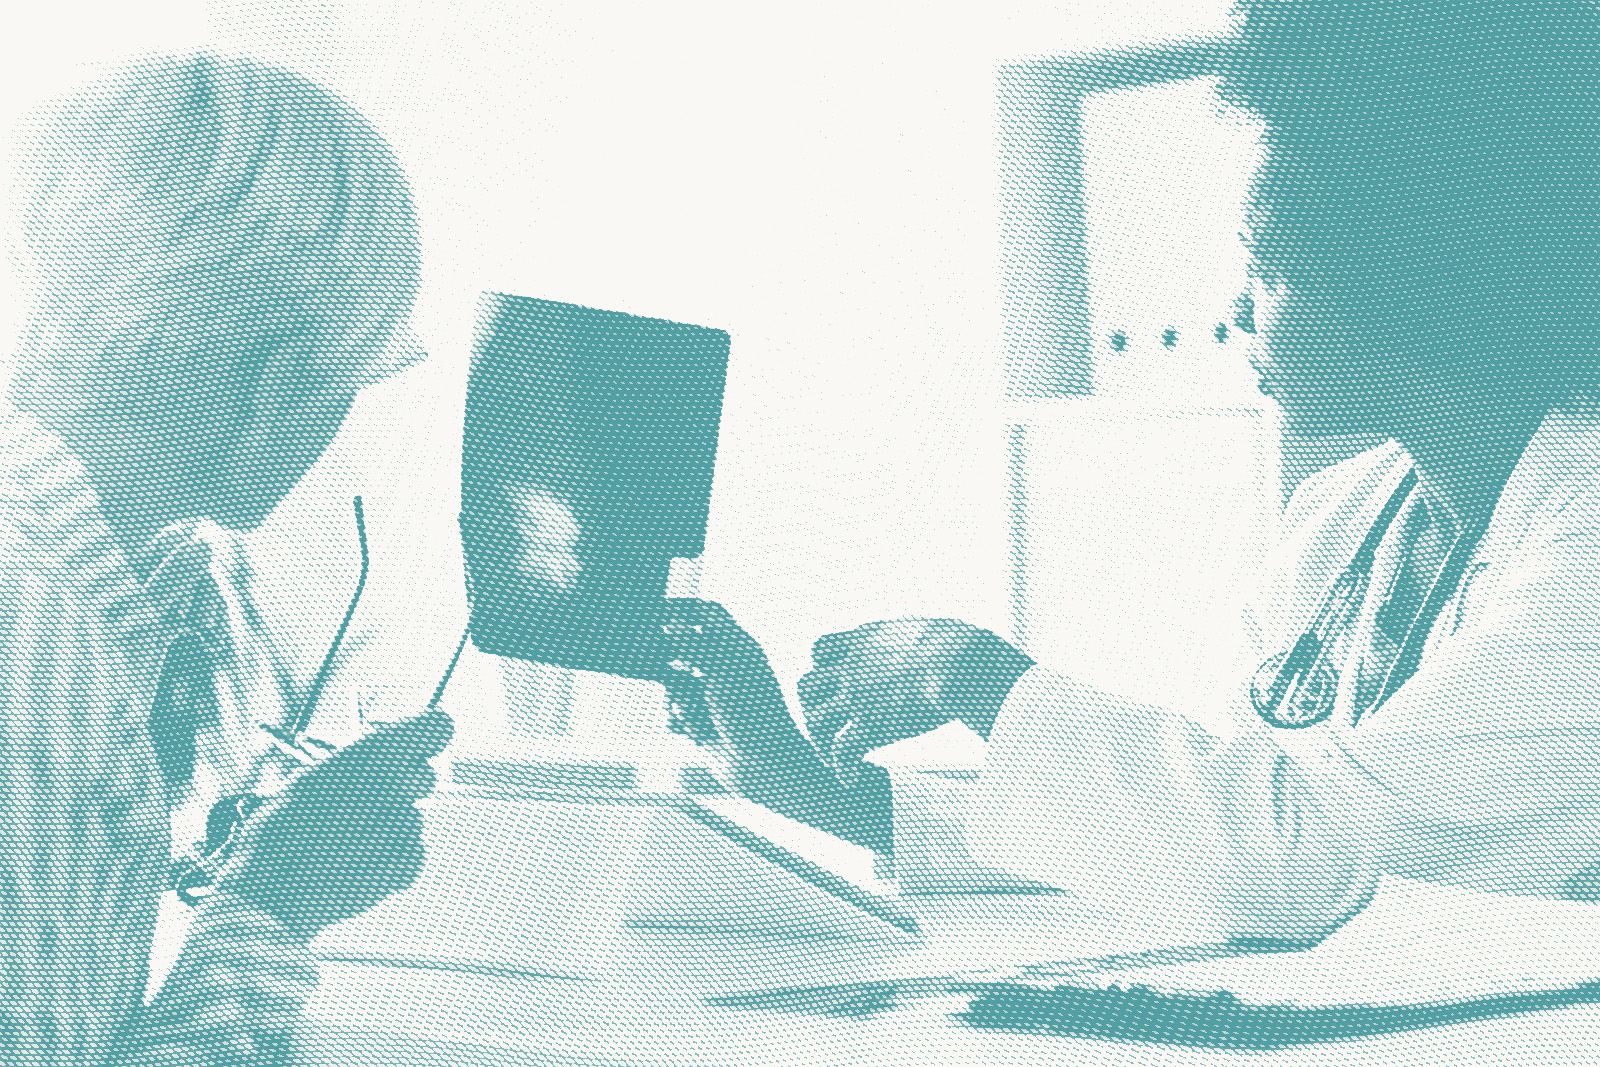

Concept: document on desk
[[626, 792, 921, 943], [717, 876, 1600, 1048], [309, 790, 663, 979], [1079, 875, 1600, 1008], [309, 786, 927, 983]]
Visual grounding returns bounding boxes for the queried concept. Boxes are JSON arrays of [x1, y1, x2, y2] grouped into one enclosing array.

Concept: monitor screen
[[461, 293, 730, 680]]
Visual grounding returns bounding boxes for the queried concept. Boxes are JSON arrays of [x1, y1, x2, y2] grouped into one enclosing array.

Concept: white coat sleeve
[[941, 447, 1408, 941], [960, 667, 1381, 943]]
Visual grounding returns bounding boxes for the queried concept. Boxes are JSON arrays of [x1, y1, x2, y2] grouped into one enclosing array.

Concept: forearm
[[968, 666, 1376, 942], [118, 892, 317, 1067]]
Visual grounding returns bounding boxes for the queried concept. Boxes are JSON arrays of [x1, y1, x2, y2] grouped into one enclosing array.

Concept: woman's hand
[[659, 599, 795, 758], [658, 600, 893, 854], [214, 708, 454, 938], [797, 619, 1035, 784], [125, 892, 318, 1066]]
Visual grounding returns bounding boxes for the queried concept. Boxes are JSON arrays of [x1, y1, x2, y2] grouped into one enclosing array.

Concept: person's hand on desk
[[660, 600, 894, 854], [798, 619, 1035, 785]]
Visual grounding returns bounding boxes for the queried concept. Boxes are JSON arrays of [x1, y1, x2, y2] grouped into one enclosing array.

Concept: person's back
[[0, 405, 173, 1060]]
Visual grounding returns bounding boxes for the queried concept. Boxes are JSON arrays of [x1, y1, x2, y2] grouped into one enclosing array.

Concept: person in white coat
[[663, 0, 1600, 943]]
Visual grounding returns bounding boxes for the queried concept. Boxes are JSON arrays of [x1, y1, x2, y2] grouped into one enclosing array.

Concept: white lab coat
[[902, 408, 1600, 943]]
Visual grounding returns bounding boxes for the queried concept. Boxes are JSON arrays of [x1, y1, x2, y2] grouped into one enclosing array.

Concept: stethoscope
[[1250, 467, 1488, 729]]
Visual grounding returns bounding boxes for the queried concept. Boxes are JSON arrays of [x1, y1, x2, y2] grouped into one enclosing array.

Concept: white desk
[[294, 947, 1600, 1067], [286, 787, 1600, 1067]]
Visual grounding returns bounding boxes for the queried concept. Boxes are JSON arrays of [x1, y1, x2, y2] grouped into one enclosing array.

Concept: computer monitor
[[461, 293, 730, 680]]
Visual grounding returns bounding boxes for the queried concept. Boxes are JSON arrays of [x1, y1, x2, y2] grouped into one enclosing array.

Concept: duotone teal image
[[5, 0, 1600, 1063]]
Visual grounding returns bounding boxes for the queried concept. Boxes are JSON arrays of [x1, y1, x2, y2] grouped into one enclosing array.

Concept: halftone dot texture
[[1219, 0, 1600, 405], [9, 51, 422, 528], [462, 294, 728, 681], [964, 0, 1600, 1057], [12, 1, 1600, 1063], [1, 51, 431, 1064], [10, 50, 421, 393]]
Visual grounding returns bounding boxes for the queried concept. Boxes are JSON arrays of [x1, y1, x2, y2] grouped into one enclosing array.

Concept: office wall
[[1005, 76, 1275, 726], [4, 1, 1239, 746], [203, 0, 1238, 704]]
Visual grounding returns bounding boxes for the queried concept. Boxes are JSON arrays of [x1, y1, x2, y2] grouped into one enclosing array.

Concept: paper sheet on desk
[[1106, 876, 1600, 1006], [872, 726, 1147, 905], [312, 786, 926, 984], [628, 793, 922, 943], [871, 723, 1019, 895], [310, 791, 656, 979]]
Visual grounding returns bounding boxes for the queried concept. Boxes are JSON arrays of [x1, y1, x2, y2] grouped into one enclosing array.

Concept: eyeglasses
[[172, 496, 370, 904], [169, 496, 474, 907]]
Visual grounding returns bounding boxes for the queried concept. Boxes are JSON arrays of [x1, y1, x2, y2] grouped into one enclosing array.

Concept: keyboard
[[956, 977, 1600, 1049]]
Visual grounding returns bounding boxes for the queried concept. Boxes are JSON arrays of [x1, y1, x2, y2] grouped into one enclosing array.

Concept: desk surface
[[284, 786, 1600, 1067], [295, 952, 1600, 1067]]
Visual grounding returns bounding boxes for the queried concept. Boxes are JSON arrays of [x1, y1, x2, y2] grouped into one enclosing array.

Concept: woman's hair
[[8, 52, 421, 423], [1218, 0, 1600, 401]]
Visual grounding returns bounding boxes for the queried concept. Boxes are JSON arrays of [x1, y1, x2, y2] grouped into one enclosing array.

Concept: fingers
[[810, 618, 928, 672], [387, 760, 438, 801], [662, 672, 722, 746], [810, 630, 856, 667], [801, 624, 909, 745], [661, 599, 756, 649], [798, 669, 855, 750], [361, 706, 455, 761], [134, 520, 207, 576], [141, 539, 214, 626], [227, 798, 428, 935], [801, 629, 894, 753], [796, 668, 840, 716], [305, 708, 453, 800], [801, 620, 971, 784], [659, 599, 770, 682], [138, 896, 319, 1058], [800, 663, 904, 784], [803, 626, 895, 744], [828, 718, 897, 786], [662, 597, 738, 631]]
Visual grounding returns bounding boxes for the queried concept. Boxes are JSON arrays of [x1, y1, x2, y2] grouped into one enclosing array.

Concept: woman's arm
[[967, 526, 1600, 939], [118, 710, 454, 1064], [0, 512, 176, 1066], [661, 601, 897, 854]]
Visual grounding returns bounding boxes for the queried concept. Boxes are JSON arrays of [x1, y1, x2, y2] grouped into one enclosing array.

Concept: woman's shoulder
[[0, 406, 144, 651], [0, 405, 122, 561]]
